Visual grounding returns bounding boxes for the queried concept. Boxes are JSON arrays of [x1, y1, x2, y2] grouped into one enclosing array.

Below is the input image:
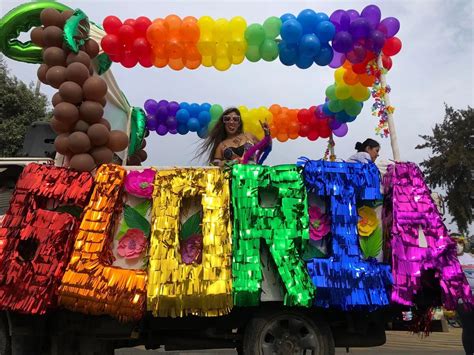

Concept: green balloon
[[245, 45, 261, 62], [260, 39, 278, 62], [63, 9, 89, 53], [343, 98, 362, 116], [325, 85, 337, 101], [263, 16, 282, 39], [129, 107, 147, 156], [328, 99, 344, 113], [244, 24, 265, 46], [209, 104, 223, 121], [0, 1, 71, 64]]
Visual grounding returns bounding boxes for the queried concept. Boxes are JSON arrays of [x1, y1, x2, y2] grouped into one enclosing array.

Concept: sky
[[1, 0, 473, 229]]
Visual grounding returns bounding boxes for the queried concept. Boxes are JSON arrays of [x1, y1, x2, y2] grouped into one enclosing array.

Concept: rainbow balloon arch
[[0, 2, 403, 170]]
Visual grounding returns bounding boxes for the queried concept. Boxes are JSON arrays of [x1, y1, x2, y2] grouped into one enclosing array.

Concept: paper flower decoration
[[118, 228, 148, 259], [124, 169, 156, 198], [180, 234, 203, 265], [309, 206, 331, 241], [357, 206, 379, 236]]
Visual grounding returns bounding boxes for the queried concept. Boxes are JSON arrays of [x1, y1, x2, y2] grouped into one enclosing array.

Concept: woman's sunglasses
[[223, 115, 241, 123]]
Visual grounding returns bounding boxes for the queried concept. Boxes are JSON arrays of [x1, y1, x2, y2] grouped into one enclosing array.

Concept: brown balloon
[[87, 123, 110, 146], [65, 62, 89, 85], [84, 39, 99, 59], [45, 66, 66, 89], [51, 92, 63, 106], [54, 133, 71, 155], [66, 50, 91, 68], [69, 153, 96, 172], [73, 120, 90, 133], [50, 117, 71, 134], [68, 131, 91, 154], [90, 146, 114, 165], [144, 129, 150, 138], [82, 76, 107, 101], [53, 102, 79, 125], [79, 101, 104, 124], [107, 130, 129, 152], [127, 155, 141, 166], [59, 81, 83, 104], [136, 149, 148, 162], [43, 47, 67, 67], [40, 8, 63, 28], [60, 10, 75, 26], [30, 27, 44, 47], [141, 139, 147, 149], [98, 118, 111, 130], [42, 26, 64, 48], [37, 64, 49, 84]]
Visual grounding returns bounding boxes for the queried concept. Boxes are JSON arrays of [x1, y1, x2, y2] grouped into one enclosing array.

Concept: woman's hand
[[259, 120, 270, 136]]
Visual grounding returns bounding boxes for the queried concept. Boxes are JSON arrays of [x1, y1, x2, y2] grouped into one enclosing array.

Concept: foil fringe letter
[[59, 164, 147, 321], [231, 164, 315, 307], [148, 168, 232, 317], [300, 159, 392, 310], [383, 162, 473, 309], [0, 163, 93, 314]]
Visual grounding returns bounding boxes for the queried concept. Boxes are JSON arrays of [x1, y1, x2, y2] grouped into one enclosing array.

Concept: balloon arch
[[0, 2, 402, 171]]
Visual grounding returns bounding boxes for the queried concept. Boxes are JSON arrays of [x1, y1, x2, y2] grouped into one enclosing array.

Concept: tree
[[0, 56, 50, 157], [416, 105, 474, 234]]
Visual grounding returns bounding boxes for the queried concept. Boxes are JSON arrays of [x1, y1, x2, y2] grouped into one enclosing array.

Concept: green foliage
[[416, 105, 473, 233], [180, 211, 202, 240], [359, 226, 383, 259], [123, 204, 151, 237], [0, 56, 50, 157]]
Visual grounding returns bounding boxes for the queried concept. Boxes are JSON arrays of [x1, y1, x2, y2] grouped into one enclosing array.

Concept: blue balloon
[[278, 41, 298, 66], [281, 19, 303, 44], [295, 55, 313, 69], [176, 109, 190, 123], [314, 44, 334, 66], [179, 102, 190, 111], [177, 124, 189, 135], [297, 9, 318, 34], [335, 111, 356, 123], [315, 21, 336, 42], [189, 103, 201, 117], [187, 117, 200, 132], [315, 12, 330, 24], [200, 102, 211, 112], [299, 34, 320, 58], [322, 103, 333, 116], [197, 127, 208, 139], [198, 111, 211, 126], [280, 13, 296, 23]]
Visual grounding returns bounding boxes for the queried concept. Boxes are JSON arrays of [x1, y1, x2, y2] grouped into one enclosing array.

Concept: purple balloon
[[146, 117, 158, 131], [328, 51, 346, 68], [349, 18, 371, 40], [156, 105, 168, 121], [144, 99, 158, 115], [330, 10, 350, 32], [368, 30, 386, 52], [158, 99, 169, 107], [332, 31, 353, 53], [378, 17, 400, 38], [332, 122, 348, 137], [157, 124, 168, 136], [168, 101, 180, 116], [166, 116, 178, 130], [361, 5, 381, 30], [346, 9, 359, 22], [169, 129, 178, 135], [346, 42, 367, 64], [328, 118, 342, 130]]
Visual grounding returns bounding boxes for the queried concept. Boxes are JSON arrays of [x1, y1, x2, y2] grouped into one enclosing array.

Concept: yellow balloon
[[214, 56, 231, 71], [351, 83, 370, 101], [229, 39, 247, 57], [213, 18, 230, 42], [197, 39, 216, 56], [215, 42, 229, 57], [198, 16, 215, 37], [201, 55, 213, 67], [334, 67, 346, 85], [335, 83, 351, 100], [231, 54, 245, 65], [230, 16, 247, 39], [239, 105, 249, 114]]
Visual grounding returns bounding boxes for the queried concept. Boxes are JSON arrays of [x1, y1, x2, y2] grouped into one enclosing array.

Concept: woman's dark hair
[[196, 107, 243, 163], [355, 138, 380, 152]]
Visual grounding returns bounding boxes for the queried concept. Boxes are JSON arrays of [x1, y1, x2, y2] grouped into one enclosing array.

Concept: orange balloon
[[146, 19, 168, 43], [165, 15, 182, 34], [269, 123, 278, 137], [277, 132, 288, 142], [358, 73, 376, 87], [269, 104, 281, 115], [288, 131, 299, 140], [181, 16, 200, 42], [168, 57, 185, 70], [342, 60, 352, 69], [152, 53, 168, 68], [184, 44, 202, 61], [288, 121, 300, 135], [166, 38, 184, 59], [343, 68, 359, 85]]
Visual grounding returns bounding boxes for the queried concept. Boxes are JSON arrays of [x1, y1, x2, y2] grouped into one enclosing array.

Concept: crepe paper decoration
[[148, 168, 232, 317], [383, 162, 473, 310], [300, 159, 392, 310], [231, 164, 315, 307], [59, 164, 147, 321], [309, 206, 331, 241], [359, 226, 383, 259], [0, 163, 93, 314], [117, 228, 148, 259], [124, 169, 156, 198], [357, 206, 379, 236]]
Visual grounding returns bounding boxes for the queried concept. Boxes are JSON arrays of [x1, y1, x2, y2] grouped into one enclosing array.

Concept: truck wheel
[[243, 310, 334, 355], [0, 314, 11, 355]]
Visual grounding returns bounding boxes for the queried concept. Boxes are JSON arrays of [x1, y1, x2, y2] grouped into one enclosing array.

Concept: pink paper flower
[[118, 228, 147, 259], [180, 234, 203, 265], [124, 169, 156, 198], [309, 206, 331, 241]]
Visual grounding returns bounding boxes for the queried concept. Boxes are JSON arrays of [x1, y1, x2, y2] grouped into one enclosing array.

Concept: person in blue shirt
[[348, 138, 380, 163]]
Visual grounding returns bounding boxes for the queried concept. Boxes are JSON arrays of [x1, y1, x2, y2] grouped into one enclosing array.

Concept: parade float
[[0, 2, 472, 354]]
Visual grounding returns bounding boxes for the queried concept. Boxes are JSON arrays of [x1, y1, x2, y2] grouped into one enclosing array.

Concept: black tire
[[243, 310, 334, 355], [0, 314, 11, 355]]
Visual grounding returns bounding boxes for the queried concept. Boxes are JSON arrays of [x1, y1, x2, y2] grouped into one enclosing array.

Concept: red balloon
[[382, 37, 402, 56], [118, 24, 136, 45], [121, 51, 138, 68], [134, 16, 152, 35], [133, 37, 151, 58], [109, 52, 123, 63], [297, 109, 311, 124], [101, 34, 121, 55], [382, 54, 392, 70], [307, 129, 319, 141], [124, 18, 136, 27], [319, 125, 331, 139], [139, 54, 153, 68], [103, 16, 122, 35], [299, 124, 310, 137]]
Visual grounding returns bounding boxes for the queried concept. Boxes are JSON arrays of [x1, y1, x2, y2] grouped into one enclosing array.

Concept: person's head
[[456, 239, 466, 255], [355, 138, 380, 162], [196, 107, 244, 163]]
